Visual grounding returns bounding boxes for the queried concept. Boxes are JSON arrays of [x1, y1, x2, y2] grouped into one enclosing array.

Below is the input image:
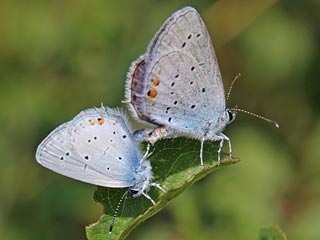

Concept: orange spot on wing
[[152, 79, 160, 87], [89, 119, 95, 125], [97, 117, 105, 125], [147, 89, 158, 99]]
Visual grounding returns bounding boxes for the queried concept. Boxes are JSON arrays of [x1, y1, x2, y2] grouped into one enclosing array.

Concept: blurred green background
[[1, 0, 319, 239]]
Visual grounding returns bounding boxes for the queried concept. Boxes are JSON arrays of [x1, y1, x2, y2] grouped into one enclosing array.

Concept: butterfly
[[125, 7, 236, 165], [36, 106, 163, 204]]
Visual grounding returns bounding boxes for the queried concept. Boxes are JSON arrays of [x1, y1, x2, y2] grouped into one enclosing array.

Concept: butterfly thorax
[[203, 109, 236, 141], [130, 159, 154, 197]]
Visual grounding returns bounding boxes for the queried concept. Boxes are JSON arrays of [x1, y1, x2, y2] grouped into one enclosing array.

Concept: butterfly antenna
[[229, 107, 279, 128], [226, 73, 241, 101], [109, 191, 128, 234]]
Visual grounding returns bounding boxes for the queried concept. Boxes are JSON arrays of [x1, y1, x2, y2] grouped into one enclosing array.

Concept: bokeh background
[[1, 0, 319, 239]]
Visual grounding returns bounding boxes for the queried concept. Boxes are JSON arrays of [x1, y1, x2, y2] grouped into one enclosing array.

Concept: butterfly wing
[[36, 107, 140, 188], [126, 7, 226, 132]]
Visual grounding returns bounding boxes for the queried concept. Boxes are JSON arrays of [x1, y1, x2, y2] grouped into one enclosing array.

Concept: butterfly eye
[[129, 189, 139, 195], [227, 110, 236, 122]]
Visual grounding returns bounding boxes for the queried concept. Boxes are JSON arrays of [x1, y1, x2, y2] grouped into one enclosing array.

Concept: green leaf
[[258, 225, 287, 240], [86, 138, 240, 240]]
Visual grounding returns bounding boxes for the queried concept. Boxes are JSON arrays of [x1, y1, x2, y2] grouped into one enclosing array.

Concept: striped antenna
[[109, 191, 128, 234], [227, 73, 241, 101], [229, 107, 280, 128]]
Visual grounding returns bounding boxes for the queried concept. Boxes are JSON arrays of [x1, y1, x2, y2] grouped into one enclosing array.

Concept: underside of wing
[[145, 51, 224, 131], [70, 108, 140, 182], [148, 7, 225, 107], [126, 7, 226, 126], [35, 109, 138, 188]]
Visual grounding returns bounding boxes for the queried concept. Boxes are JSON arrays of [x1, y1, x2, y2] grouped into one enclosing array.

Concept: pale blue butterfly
[[36, 106, 164, 232], [125, 7, 278, 165]]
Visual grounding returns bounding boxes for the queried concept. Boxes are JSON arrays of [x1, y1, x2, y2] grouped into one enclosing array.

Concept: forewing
[[70, 108, 139, 187], [36, 121, 126, 187], [127, 7, 226, 126], [146, 51, 224, 131], [36, 108, 139, 188]]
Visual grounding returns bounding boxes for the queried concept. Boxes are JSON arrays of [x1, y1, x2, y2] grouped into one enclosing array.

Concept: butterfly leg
[[200, 138, 205, 166], [143, 182, 155, 202], [132, 181, 157, 205], [217, 137, 224, 165], [140, 143, 151, 164], [151, 182, 167, 192], [216, 133, 232, 165], [140, 143, 156, 164], [141, 191, 156, 205], [220, 133, 232, 159]]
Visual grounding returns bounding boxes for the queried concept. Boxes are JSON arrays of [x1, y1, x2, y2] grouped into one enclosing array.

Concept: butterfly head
[[217, 109, 237, 129]]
